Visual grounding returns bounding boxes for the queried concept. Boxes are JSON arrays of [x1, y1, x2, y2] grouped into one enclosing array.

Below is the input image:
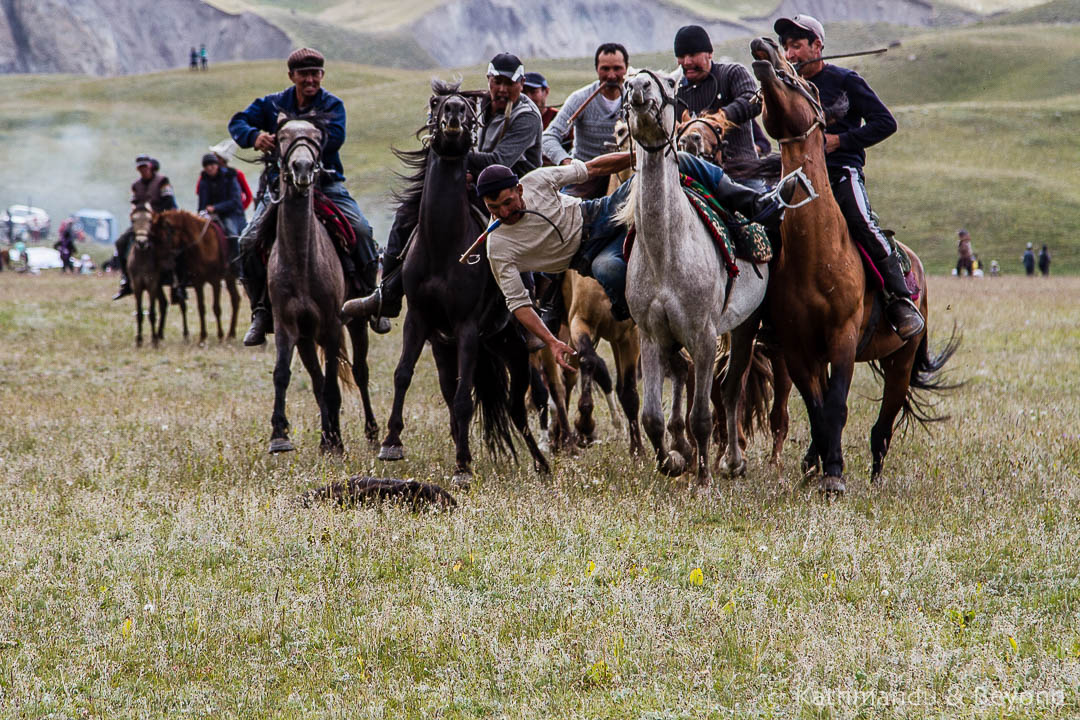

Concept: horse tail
[[712, 337, 773, 442], [317, 345, 356, 391], [474, 345, 517, 461], [871, 323, 963, 430]]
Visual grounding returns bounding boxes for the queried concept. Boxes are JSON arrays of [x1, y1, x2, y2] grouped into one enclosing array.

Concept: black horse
[[374, 79, 549, 486]]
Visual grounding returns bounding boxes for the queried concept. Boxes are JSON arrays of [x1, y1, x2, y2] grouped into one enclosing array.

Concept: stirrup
[[770, 167, 818, 210]]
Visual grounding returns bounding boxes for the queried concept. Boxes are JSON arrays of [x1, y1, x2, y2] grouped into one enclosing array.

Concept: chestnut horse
[[750, 38, 958, 492], [126, 206, 175, 346], [151, 209, 241, 344]]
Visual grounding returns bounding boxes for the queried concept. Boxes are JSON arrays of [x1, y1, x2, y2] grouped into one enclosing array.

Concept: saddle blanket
[[314, 191, 356, 254], [622, 174, 772, 277]]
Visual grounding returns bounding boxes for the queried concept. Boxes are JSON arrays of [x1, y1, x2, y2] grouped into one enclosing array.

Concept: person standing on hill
[[200, 44, 208, 71], [542, 43, 629, 199], [1038, 244, 1051, 276], [956, 229, 974, 276], [777, 14, 923, 340], [1022, 242, 1036, 275], [189, 47, 198, 71]]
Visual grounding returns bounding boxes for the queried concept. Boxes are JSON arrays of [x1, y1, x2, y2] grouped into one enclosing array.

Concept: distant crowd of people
[[955, 229, 1051, 278]]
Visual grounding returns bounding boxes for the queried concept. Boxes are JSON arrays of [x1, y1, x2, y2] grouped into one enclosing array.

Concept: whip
[[458, 218, 502, 265], [794, 47, 888, 71]]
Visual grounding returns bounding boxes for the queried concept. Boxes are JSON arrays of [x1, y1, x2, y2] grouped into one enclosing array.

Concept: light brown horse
[[676, 109, 732, 164], [750, 38, 958, 492], [151, 209, 241, 344], [126, 206, 174, 347], [560, 270, 642, 453]]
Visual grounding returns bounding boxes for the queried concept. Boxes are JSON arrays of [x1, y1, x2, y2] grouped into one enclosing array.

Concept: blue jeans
[[572, 153, 737, 320], [320, 180, 378, 268], [219, 212, 246, 238]]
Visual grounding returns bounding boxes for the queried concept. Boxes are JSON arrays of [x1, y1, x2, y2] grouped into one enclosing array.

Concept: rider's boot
[[711, 172, 797, 230], [878, 252, 925, 341], [341, 252, 403, 333], [113, 272, 132, 300], [240, 251, 273, 346]]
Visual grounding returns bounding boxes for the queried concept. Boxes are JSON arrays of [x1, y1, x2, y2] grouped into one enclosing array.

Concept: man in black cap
[[344, 51, 543, 332], [774, 14, 922, 339], [673, 25, 763, 187], [228, 47, 380, 346], [523, 72, 557, 130], [112, 154, 178, 299]]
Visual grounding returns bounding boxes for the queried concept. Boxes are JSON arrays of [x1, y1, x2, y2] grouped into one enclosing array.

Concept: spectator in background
[[200, 44, 208, 71], [542, 43, 628, 198], [1038, 244, 1051, 276], [956, 229, 974, 277], [54, 220, 79, 273], [198, 139, 253, 210], [1022, 242, 1036, 275], [523, 72, 556, 129], [190, 47, 198, 71]]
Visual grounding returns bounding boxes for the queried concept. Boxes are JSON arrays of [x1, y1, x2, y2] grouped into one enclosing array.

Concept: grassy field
[[2, 21, 1078, 274], [1, 266, 1078, 718]]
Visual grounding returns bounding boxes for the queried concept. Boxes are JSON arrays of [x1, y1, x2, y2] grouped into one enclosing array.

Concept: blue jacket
[[806, 64, 897, 171], [228, 86, 347, 182], [198, 167, 244, 219]]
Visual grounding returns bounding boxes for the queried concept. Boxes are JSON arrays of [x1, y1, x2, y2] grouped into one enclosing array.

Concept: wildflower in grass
[[1009, 636, 1018, 654], [586, 561, 596, 577], [452, 561, 462, 572], [689, 567, 704, 587], [121, 616, 133, 639]]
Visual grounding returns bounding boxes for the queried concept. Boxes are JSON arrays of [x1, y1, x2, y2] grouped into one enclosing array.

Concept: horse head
[[425, 79, 479, 157], [130, 204, 153, 248], [623, 69, 680, 153], [676, 109, 733, 163], [276, 114, 324, 196], [750, 37, 825, 144]]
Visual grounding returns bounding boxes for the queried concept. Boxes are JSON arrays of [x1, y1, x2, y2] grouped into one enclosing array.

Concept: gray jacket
[[542, 80, 621, 165], [468, 95, 543, 178]]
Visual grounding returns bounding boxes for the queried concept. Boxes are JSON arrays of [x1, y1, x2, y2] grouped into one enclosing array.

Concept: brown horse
[[676, 109, 732, 164], [151, 209, 241, 344], [265, 113, 378, 454], [126, 206, 175, 347], [750, 38, 958, 492]]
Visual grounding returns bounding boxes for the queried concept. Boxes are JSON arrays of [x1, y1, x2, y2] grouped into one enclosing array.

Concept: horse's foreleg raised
[[269, 331, 296, 453], [380, 311, 427, 461]]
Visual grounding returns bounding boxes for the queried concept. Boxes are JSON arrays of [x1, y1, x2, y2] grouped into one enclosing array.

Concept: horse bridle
[[423, 91, 480, 147], [623, 69, 684, 156], [279, 132, 324, 188], [676, 117, 726, 156], [762, 60, 828, 146]]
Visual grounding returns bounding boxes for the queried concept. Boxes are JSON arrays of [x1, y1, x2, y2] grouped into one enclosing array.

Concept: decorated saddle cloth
[[313, 190, 356, 254], [622, 174, 772, 278]]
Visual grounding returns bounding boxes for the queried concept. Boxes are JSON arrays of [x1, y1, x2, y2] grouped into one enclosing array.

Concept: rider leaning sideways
[[228, 47, 379, 346], [345, 52, 544, 332], [113, 154, 178, 300], [776, 14, 924, 339], [474, 148, 784, 370]]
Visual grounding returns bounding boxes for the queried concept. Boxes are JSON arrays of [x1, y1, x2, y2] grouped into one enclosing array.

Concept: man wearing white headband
[[348, 51, 543, 332]]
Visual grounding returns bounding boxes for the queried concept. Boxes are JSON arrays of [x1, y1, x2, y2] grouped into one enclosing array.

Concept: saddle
[[313, 190, 356, 255], [622, 174, 772, 277], [854, 230, 920, 302]]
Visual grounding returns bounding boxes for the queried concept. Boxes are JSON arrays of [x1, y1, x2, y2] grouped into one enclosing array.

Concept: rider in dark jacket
[[197, 153, 246, 238], [228, 47, 379, 346], [112, 154, 178, 299], [776, 14, 923, 340]]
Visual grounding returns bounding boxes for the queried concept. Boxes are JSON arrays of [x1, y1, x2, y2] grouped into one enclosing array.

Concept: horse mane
[[614, 175, 638, 228], [389, 78, 471, 225]]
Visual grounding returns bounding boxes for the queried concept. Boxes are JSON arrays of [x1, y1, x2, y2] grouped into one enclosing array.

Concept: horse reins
[[279, 134, 324, 189]]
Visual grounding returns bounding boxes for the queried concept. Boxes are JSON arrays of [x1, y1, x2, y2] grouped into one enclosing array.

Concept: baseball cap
[[201, 153, 220, 167], [209, 138, 239, 163], [522, 71, 548, 90], [135, 154, 153, 168], [774, 14, 825, 45], [487, 52, 525, 82]]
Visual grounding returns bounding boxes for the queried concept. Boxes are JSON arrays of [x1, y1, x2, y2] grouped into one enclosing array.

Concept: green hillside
[[0, 24, 1077, 273]]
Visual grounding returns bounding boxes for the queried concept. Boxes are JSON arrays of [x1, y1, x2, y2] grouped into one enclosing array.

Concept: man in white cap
[[205, 138, 253, 211], [774, 14, 923, 340]]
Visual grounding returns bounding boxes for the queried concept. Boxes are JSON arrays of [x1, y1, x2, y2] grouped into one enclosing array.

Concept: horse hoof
[[320, 442, 344, 456], [819, 475, 845, 496], [377, 445, 404, 461], [692, 479, 713, 498], [720, 458, 747, 478], [451, 472, 472, 490], [269, 438, 295, 454], [660, 451, 686, 477]]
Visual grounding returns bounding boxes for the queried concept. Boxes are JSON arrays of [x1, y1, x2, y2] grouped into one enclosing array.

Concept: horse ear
[[680, 109, 691, 123], [276, 111, 288, 127]]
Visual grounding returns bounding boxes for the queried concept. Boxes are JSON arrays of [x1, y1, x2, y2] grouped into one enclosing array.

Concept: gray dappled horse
[[619, 70, 770, 489], [265, 114, 378, 455]]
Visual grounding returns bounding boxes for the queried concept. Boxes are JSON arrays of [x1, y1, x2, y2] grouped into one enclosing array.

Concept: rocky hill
[[0, 0, 291, 75]]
